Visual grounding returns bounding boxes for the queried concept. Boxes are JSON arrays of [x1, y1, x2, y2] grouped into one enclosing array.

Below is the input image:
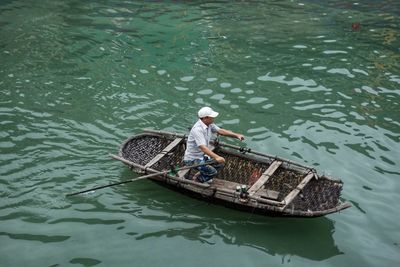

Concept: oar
[[66, 160, 216, 197]]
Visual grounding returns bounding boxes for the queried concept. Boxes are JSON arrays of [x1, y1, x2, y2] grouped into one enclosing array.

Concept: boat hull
[[114, 129, 351, 217]]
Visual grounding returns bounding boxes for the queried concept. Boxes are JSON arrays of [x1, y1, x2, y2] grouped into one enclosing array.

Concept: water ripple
[[1, 1, 400, 266]]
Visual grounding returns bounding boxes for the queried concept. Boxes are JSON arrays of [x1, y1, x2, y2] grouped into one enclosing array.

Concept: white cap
[[198, 107, 219, 118]]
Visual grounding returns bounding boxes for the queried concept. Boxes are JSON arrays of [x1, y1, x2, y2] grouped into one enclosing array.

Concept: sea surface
[[1, 1, 399, 266]]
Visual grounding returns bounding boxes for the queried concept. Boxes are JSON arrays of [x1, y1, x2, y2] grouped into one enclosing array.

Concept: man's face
[[202, 116, 214, 126]]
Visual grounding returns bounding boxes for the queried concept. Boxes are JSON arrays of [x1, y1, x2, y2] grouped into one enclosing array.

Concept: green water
[[1, 1, 399, 266]]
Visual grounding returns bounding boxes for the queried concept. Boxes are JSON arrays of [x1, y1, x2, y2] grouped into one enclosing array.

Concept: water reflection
[[117, 183, 342, 261]]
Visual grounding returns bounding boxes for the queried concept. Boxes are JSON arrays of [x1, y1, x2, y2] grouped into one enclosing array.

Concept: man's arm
[[199, 145, 225, 163], [217, 128, 245, 141]]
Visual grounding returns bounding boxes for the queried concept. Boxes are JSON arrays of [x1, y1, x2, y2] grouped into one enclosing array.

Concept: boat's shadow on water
[[116, 180, 342, 261]]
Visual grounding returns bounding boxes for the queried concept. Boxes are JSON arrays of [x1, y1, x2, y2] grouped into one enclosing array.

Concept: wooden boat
[[112, 129, 351, 217]]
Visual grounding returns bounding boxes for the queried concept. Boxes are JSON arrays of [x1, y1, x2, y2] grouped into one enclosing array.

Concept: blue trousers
[[184, 157, 224, 182]]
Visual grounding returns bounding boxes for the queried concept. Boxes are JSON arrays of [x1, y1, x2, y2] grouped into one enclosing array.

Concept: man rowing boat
[[183, 107, 244, 183]]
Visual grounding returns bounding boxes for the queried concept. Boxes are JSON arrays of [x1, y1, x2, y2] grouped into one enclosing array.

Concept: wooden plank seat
[[211, 178, 239, 191], [213, 179, 279, 200], [257, 189, 280, 200], [248, 160, 282, 196], [144, 138, 183, 168], [282, 172, 315, 209]]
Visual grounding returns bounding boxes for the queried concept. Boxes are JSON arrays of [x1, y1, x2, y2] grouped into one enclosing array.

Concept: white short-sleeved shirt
[[183, 119, 220, 161]]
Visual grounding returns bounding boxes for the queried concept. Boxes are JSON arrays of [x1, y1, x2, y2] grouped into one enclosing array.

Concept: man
[[183, 106, 245, 183]]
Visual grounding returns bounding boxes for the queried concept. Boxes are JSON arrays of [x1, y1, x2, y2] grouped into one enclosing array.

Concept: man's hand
[[217, 129, 244, 141], [215, 156, 226, 164], [200, 145, 226, 164], [236, 134, 245, 141]]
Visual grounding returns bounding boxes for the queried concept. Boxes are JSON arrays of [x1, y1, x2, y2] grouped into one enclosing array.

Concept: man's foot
[[201, 176, 213, 184], [193, 173, 212, 184], [192, 172, 201, 181], [184, 171, 192, 180]]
